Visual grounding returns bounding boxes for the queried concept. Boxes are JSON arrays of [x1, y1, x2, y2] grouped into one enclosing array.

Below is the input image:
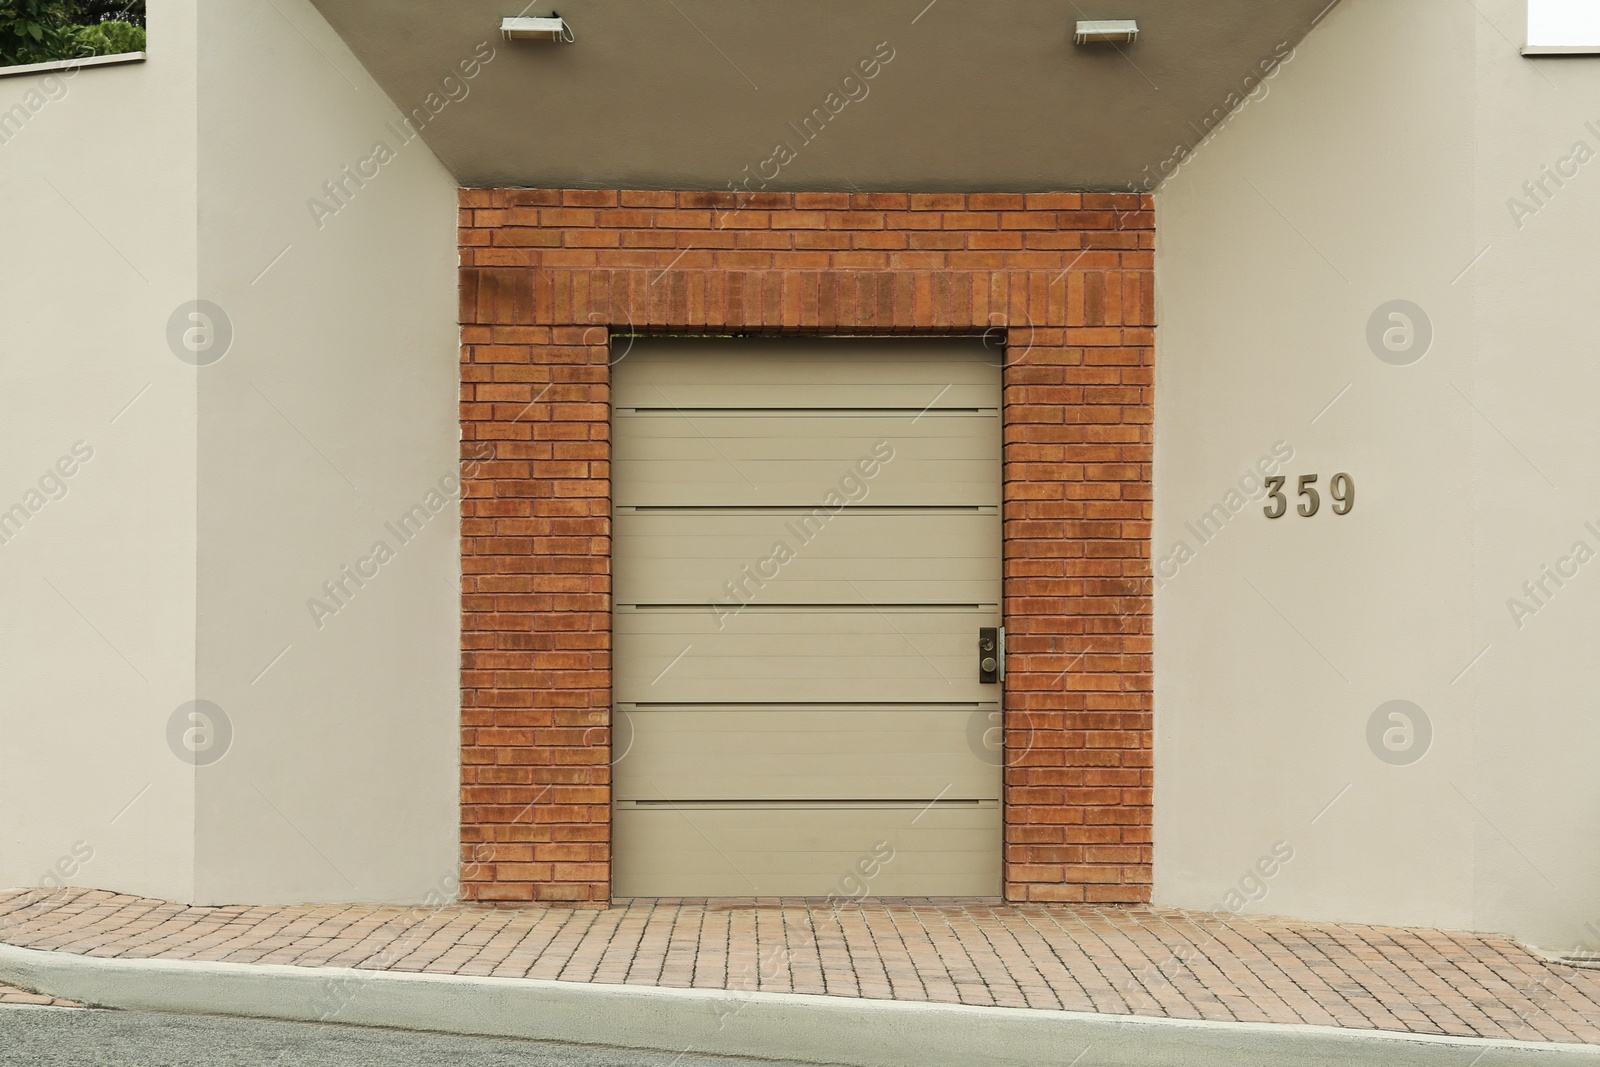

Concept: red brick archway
[[458, 189, 1154, 905]]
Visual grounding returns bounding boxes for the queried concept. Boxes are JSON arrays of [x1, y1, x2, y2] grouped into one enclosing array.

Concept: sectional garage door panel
[[615, 608, 990, 705], [612, 708, 997, 801], [611, 336, 999, 411], [613, 413, 999, 509], [612, 337, 1002, 898], [614, 511, 1000, 606], [612, 804, 1002, 898]]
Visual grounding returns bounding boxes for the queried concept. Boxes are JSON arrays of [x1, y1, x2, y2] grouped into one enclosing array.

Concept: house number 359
[[1264, 473, 1355, 519]]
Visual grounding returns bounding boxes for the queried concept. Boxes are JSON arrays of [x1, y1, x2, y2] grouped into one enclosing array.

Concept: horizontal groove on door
[[618, 799, 997, 809], [616, 505, 996, 513], [619, 603, 988, 612], [616, 407, 996, 416], [619, 701, 997, 710]]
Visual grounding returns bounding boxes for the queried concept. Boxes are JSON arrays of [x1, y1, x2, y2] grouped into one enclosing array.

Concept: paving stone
[[0, 981, 81, 1008]]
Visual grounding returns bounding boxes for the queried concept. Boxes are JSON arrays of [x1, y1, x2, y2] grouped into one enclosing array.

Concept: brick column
[[460, 320, 613, 903], [1002, 331, 1153, 903]]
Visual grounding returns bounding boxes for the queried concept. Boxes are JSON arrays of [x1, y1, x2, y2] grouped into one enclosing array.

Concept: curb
[[3, 942, 1598, 1066]]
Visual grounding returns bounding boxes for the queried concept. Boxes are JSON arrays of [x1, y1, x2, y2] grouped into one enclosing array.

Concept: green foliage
[[0, 0, 143, 66], [70, 17, 141, 56], [77, 0, 143, 27], [0, 0, 75, 66]]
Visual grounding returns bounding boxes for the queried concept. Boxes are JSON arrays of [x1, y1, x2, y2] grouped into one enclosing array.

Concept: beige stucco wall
[[192, 0, 461, 903], [1156, 0, 1600, 952], [0, 1, 199, 901], [2, 0, 460, 906]]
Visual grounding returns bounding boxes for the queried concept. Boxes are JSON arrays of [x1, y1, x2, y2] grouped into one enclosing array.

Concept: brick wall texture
[[459, 189, 1154, 906]]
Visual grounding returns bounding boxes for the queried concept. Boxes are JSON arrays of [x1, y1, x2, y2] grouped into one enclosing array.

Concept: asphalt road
[[0, 1005, 835, 1067]]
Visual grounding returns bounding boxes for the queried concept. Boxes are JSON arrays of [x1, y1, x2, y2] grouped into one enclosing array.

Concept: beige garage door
[[612, 337, 1002, 897]]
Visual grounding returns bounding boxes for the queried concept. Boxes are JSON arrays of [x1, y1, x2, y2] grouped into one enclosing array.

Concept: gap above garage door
[[612, 337, 1003, 898]]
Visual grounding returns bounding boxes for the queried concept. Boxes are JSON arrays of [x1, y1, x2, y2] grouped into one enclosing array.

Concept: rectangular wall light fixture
[[501, 15, 571, 42], [1074, 19, 1139, 45]]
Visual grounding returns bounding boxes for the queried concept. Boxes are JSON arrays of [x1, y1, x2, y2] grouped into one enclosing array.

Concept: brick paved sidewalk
[[0, 981, 80, 1007], [2, 888, 1597, 1043]]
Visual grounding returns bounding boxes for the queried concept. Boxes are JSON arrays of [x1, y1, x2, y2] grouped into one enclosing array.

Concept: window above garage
[[1525, 0, 1600, 55]]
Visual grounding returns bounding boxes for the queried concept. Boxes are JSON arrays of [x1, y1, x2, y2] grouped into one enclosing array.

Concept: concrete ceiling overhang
[[309, 0, 1337, 191]]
